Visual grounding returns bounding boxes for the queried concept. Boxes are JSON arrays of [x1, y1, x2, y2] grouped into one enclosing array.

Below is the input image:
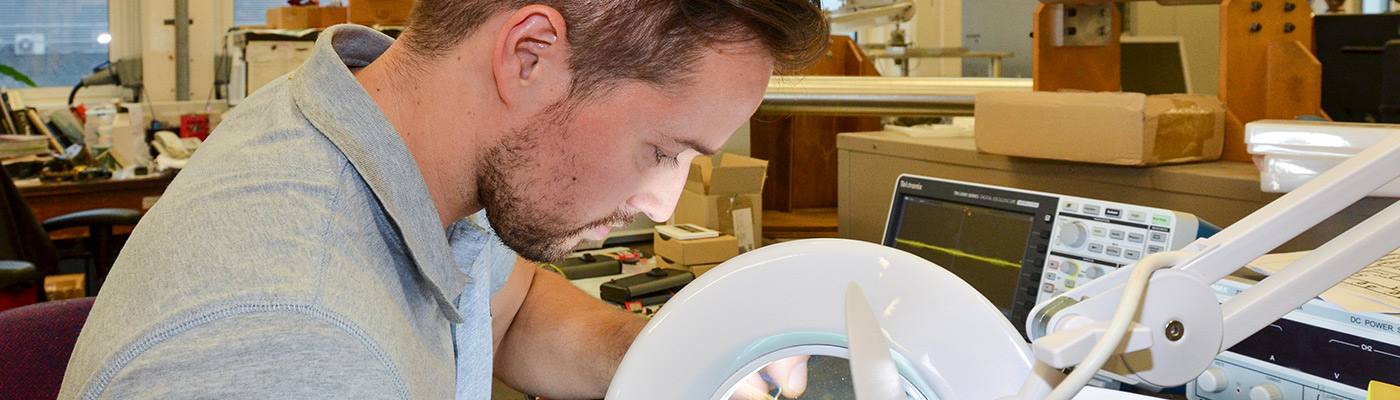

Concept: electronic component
[[881, 174, 1206, 335], [550, 253, 622, 280], [599, 268, 694, 305], [1188, 278, 1400, 400], [655, 224, 719, 240]]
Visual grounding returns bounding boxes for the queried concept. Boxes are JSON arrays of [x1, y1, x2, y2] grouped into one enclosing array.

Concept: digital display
[[1228, 317, 1400, 389], [891, 196, 1035, 311]]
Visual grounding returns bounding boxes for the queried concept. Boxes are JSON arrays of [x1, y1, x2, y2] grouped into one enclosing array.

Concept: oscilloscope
[[881, 174, 1213, 334]]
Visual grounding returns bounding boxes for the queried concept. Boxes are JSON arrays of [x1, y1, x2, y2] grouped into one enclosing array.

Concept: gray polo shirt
[[59, 25, 514, 399]]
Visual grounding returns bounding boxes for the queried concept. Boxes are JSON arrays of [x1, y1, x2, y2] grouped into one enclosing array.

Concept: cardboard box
[[656, 257, 720, 277], [672, 153, 766, 252], [266, 6, 347, 29], [43, 273, 84, 301], [974, 91, 1225, 166], [349, 0, 415, 26], [652, 232, 738, 266]]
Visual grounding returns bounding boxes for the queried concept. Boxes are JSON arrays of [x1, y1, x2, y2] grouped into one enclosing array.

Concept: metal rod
[[174, 0, 190, 101], [760, 76, 1031, 117]]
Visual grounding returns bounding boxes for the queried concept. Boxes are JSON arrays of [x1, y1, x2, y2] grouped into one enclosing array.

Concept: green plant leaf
[[0, 63, 38, 87]]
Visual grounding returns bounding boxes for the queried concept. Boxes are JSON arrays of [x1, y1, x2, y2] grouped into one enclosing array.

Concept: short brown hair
[[402, 0, 828, 101]]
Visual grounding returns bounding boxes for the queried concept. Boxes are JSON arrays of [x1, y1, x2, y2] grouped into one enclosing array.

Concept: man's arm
[[490, 257, 648, 398]]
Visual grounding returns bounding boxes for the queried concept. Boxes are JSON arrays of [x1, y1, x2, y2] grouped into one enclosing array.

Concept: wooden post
[[1219, 0, 1319, 161], [1032, 3, 1123, 92]]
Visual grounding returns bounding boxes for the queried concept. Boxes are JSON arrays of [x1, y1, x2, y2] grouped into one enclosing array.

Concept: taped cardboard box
[[349, 0, 414, 25], [672, 153, 766, 253], [653, 232, 738, 266], [974, 91, 1224, 166]]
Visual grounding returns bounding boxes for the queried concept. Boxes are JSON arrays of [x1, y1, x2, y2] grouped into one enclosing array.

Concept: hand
[[728, 355, 810, 400]]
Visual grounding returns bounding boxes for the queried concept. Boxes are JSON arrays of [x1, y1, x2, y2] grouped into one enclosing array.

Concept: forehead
[[591, 45, 773, 130]]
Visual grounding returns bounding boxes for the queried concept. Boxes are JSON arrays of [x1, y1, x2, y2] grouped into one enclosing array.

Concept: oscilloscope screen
[[891, 196, 1035, 311]]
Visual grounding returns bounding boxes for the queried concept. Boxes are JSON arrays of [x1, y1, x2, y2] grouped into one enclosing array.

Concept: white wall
[[139, 0, 234, 102], [1125, 2, 1220, 96]]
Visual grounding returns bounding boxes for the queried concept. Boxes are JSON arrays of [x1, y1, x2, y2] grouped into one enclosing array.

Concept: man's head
[[397, 0, 827, 261]]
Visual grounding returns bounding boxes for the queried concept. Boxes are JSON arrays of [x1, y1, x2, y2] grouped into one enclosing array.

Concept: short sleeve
[[97, 312, 405, 400]]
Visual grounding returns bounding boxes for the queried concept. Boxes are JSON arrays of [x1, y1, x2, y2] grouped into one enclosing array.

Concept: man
[[59, 0, 827, 399]]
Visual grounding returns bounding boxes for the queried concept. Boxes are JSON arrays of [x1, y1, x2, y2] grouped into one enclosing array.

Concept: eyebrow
[[673, 137, 719, 156]]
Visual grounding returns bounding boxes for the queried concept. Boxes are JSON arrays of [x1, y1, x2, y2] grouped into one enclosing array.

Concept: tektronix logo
[[900, 181, 923, 190]]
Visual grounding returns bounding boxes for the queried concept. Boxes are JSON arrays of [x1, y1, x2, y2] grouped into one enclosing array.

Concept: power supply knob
[[1195, 368, 1229, 393], [1057, 221, 1088, 248], [1249, 383, 1282, 400]]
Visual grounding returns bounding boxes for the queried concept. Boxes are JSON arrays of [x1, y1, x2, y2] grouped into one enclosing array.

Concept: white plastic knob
[[1084, 266, 1104, 279], [1057, 222, 1088, 248], [1195, 368, 1229, 393], [1249, 383, 1282, 400]]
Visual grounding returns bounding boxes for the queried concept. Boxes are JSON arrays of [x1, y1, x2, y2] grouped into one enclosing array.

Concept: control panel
[[883, 175, 1203, 335], [1188, 279, 1400, 400], [1040, 199, 1199, 303]]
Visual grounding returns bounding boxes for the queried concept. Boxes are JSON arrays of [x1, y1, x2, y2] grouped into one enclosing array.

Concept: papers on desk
[[1247, 249, 1400, 313], [0, 134, 50, 158]]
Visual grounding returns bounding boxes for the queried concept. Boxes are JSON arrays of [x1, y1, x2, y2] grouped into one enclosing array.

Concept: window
[[0, 0, 109, 88], [235, 0, 300, 27]]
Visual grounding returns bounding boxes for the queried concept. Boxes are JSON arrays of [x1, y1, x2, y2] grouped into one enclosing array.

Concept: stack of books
[[0, 134, 50, 158]]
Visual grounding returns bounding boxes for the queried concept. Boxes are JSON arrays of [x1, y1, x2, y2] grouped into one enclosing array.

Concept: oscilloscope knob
[[1057, 221, 1089, 248]]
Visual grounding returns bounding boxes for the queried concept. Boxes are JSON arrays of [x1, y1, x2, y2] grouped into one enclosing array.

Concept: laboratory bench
[[836, 130, 1397, 253]]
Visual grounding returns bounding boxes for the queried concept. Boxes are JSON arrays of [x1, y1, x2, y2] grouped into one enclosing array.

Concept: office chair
[[2, 165, 140, 303], [0, 296, 97, 399]]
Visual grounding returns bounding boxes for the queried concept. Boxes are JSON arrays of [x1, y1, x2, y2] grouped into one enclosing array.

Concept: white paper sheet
[[1246, 249, 1400, 313]]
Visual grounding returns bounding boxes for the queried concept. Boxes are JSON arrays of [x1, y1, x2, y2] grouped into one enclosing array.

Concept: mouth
[[583, 224, 613, 241]]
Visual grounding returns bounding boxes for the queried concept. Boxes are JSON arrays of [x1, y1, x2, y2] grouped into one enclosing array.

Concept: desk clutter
[[1, 89, 215, 185], [671, 153, 766, 253]]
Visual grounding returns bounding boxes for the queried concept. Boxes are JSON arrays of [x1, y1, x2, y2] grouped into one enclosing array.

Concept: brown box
[[656, 257, 720, 277], [672, 153, 766, 253], [266, 6, 347, 29], [652, 232, 738, 266], [974, 91, 1225, 166], [43, 273, 85, 301], [319, 6, 348, 27], [349, 0, 415, 26]]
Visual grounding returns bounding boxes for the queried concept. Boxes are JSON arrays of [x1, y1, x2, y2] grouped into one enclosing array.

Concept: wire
[[1043, 250, 1195, 400], [67, 82, 83, 106], [540, 263, 566, 277], [762, 373, 782, 400]]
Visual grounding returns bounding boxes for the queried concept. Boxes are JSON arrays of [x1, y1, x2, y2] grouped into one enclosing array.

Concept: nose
[[627, 163, 691, 223]]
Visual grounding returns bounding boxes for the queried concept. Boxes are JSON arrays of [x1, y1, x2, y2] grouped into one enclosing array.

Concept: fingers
[[763, 355, 811, 399], [728, 370, 773, 400]]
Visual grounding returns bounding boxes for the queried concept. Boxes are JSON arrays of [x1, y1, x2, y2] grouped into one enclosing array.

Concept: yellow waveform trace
[[895, 238, 1021, 269]]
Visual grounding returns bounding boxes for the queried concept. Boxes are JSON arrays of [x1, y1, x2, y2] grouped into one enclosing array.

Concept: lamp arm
[[1024, 126, 1400, 398]]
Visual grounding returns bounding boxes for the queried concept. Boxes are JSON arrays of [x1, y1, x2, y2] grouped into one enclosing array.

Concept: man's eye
[[655, 147, 679, 166]]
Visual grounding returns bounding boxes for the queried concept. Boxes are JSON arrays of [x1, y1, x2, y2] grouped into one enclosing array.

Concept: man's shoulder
[[60, 304, 409, 400]]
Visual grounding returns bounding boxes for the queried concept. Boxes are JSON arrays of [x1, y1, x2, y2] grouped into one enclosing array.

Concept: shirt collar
[[289, 25, 467, 324]]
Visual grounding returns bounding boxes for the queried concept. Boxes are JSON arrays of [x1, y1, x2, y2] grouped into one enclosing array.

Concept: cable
[[1043, 250, 1195, 400], [540, 263, 566, 277], [67, 82, 83, 106]]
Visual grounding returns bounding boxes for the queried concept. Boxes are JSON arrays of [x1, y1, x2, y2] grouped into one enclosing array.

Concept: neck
[[355, 44, 495, 228]]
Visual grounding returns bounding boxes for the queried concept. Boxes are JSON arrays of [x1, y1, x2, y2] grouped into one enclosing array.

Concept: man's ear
[[493, 5, 569, 109]]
